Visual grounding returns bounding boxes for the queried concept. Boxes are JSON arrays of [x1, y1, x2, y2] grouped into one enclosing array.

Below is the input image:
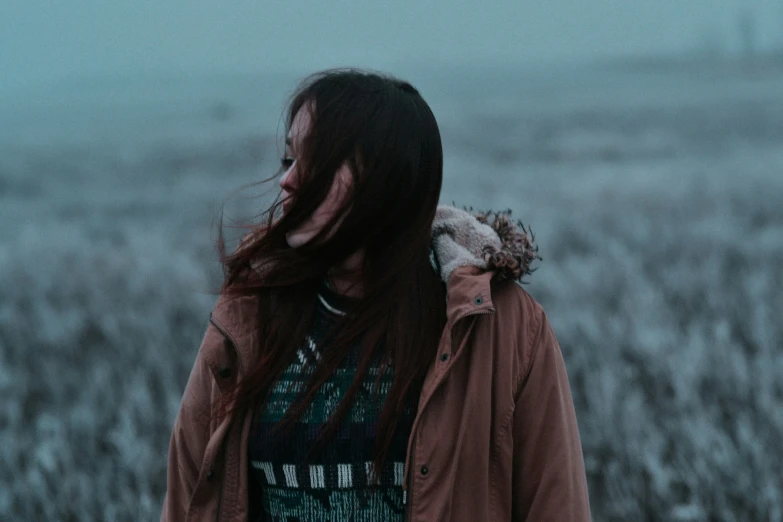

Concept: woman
[[161, 68, 591, 522]]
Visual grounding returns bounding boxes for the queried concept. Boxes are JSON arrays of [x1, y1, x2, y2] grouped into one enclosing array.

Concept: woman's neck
[[326, 247, 365, 298]]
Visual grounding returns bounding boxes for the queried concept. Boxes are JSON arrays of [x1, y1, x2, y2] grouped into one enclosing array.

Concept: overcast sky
[[2, 0, 783, 93]]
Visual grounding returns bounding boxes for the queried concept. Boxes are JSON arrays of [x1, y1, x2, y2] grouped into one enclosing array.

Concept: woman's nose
[[279, 167, 296, 192]]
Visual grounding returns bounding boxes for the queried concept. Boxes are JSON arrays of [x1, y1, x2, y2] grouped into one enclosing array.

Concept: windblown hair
[[211, 68, 447, 480]]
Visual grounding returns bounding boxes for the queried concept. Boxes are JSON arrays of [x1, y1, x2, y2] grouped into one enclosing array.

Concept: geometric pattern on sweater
[[248, 280, 415, 522]]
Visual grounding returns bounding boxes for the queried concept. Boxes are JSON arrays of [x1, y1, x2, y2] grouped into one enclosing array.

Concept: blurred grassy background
[[1, 62, 782, 520]]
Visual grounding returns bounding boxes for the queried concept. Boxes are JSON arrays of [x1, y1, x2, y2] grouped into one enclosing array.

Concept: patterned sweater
[[247, 279, 415, 522]]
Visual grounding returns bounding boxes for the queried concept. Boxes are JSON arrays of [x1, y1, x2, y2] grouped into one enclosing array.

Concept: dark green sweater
[[248, 280, 415, 522]]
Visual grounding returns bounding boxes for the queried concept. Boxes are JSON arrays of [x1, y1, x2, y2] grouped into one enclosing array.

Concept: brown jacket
[[161, 206, 591, 522]]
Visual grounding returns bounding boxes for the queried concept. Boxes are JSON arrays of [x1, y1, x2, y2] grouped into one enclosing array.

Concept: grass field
[[1, 63, 782, 521]]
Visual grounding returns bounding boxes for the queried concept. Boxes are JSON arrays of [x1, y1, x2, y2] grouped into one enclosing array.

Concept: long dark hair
[[212, 68, 447, 480]]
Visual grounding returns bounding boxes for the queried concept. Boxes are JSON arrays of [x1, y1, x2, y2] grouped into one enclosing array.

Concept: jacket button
[[440, 353, 449, 362], [218, 366, 232, 379], [206, 469, 215, 481], [420, 465, 429, 476], [473, 296, 483, 305]]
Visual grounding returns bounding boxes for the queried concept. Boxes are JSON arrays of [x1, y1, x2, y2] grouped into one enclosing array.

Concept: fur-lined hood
[[430, 205, 540, 284]]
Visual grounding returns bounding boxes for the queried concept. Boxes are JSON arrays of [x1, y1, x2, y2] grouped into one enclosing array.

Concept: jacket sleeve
[[512, 309, 592, 521], [160, 322, 218, 522]]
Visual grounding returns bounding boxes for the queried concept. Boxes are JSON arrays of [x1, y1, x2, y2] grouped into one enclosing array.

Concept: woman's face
[[278, 104, 353, 248]]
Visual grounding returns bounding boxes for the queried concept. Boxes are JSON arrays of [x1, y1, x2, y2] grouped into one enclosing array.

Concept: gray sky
[[2, 0, 783, 93]]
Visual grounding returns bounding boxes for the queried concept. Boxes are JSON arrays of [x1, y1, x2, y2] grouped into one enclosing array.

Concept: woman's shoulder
[[490, 279, 547, 334], [211, 287, 262, 336], [487, 279, 553, 382]]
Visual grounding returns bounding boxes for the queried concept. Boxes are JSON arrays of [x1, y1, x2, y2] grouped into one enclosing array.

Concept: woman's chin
[[285, 231, 311, 249]]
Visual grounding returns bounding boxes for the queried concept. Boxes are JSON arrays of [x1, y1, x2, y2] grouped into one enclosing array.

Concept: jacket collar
[[210, 204, 539, 367], [443, 265, 495, 327]]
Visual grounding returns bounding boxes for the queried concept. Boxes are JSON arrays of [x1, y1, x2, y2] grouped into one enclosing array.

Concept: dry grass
[[1, 67, 782, 521]]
